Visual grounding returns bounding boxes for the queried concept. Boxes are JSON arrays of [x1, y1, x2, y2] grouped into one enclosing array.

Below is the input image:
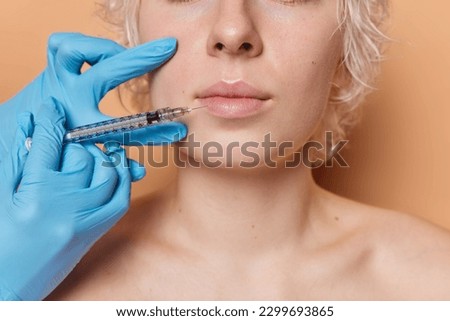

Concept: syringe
[[24, 106, 205, 151], [63, 106, 205, 144]]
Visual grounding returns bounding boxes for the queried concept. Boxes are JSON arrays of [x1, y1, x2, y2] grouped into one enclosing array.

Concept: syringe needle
[[188, 105, 208, 112]]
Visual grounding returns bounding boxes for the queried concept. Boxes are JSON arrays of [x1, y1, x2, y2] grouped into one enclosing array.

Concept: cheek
[[271, 30, 342, 142], [139, 16, 199, 108]]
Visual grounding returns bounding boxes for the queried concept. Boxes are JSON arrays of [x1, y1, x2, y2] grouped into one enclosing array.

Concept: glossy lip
[[197, 81, 271, 119]]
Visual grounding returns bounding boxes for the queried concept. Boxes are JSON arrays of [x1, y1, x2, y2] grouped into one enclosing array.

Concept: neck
[[149, 161, 320, 260]]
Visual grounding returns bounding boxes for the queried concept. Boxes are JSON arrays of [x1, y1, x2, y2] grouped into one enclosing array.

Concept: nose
[[207, 0, 263, 58]]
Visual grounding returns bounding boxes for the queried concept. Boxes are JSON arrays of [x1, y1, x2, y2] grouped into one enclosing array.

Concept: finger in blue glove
[[0, 98, 134, 300]]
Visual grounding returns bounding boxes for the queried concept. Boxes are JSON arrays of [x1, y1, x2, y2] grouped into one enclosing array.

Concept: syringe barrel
[[62, 107, 189, 144], [63, 113, 150, 143]]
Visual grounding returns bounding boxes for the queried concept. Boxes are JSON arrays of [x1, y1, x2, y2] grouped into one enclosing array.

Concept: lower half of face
[[139, 0, 342, 169]]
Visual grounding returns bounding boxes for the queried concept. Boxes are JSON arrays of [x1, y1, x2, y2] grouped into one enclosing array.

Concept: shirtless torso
[[48, 186, 450, 300]]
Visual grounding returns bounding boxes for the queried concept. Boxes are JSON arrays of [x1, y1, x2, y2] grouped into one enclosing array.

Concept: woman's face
[[139, 0, 342, 168]]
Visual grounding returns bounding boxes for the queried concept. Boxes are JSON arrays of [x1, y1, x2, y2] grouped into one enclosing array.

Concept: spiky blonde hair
[[98, 0, 389, 142]]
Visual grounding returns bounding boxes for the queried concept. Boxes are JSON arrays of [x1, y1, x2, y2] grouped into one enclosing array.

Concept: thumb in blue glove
[[0, 98, 136, 300]]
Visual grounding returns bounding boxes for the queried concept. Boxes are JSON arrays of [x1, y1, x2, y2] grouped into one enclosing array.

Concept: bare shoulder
[[317, 187, 450, 299], [370, 206, 450, 299]]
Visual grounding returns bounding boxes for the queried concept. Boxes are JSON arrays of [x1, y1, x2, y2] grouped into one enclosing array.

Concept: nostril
[[241, 42, 252, 51], [213, 42, 254, 53]]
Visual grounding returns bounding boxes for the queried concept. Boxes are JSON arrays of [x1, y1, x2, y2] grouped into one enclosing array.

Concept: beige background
[[1, 1, 449, 229]]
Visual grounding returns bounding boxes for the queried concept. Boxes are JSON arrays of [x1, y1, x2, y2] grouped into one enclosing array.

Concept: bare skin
[[48, 169, 450, 300]]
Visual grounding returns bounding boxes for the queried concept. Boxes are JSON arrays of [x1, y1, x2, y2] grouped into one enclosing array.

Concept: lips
[[197, 81, 271, 119]]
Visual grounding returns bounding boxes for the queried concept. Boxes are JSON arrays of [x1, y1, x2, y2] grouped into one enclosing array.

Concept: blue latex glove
[[0, 98, 135, 301], [0, 33, 187, 171]]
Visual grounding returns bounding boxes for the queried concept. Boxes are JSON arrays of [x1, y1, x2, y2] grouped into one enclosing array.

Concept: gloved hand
[[0, 98, 136, 301], [0, 33, 187, 175]]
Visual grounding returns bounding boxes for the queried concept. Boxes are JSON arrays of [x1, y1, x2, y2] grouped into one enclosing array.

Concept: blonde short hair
[[99, 0, 389, 142]]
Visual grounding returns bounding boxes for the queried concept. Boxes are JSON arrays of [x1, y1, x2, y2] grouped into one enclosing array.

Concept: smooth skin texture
[[49, 0, 450, 300]]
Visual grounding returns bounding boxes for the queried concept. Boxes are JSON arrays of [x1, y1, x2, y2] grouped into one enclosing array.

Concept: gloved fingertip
[[146, 37, 177, 50], [176, 124, 188, 141], [138, 123, 189, 146], [103, 141, 125, 158], [48, 32, 77, 54], [47, 33, 62, 56], [138, 37, 178, 59], [158, 37, 177, 51], [162, 123, 188, 143], [159, 37, 177, 46], [132, 172, 146, 183], [130, 161, 146, 182], [104, 142, 122, 156]]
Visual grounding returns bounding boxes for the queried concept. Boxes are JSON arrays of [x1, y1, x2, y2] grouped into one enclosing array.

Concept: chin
[[175, 139, 305, 171]]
